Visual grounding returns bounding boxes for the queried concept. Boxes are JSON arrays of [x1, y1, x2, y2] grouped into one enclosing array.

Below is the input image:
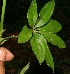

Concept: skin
[[0, 47, 14, 74]]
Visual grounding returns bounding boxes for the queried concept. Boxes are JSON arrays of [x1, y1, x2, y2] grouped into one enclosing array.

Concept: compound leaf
[[18, 25, 32, 43]]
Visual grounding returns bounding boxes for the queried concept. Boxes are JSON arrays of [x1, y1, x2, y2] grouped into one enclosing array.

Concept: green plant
[[0, 0, 18, 45], [18, 0, 66, 72], [0, 0, 6, 36], [0, 0, 6, 43], [0, 0, 66, 73]]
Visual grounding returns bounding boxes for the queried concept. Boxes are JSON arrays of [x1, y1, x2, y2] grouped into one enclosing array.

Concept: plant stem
[[0, 36, 18, 45], [5, 36, 18, 40], [0, 0, 6, 30]]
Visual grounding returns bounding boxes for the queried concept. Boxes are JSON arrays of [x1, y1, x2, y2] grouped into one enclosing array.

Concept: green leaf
[[45, 43, 54, 72], [27, 0, 38, 27], [40, 32, 66, 48], [38, 19, 62, 33], [35, 0, 55, 28], [20, 62, 30, 74], [18, 25, 32, 43], [30, 33, 46, 64]]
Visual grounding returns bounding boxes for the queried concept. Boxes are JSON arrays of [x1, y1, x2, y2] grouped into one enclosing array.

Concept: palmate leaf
[[27, 0, 38, 28], [35, 0, 55, 28], [45, 42, 54, 72], [39, 31, 66, 48], [30, 33, 46, 64], [18, 25, 32, 43], [38, 19, 62, 33]]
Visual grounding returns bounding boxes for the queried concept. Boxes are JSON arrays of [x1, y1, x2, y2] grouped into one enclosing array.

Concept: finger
[[5, 49, 14, 61], [0, 61, 5, 74], [0, 47, 6, 62], [0, 47, 5, 74]]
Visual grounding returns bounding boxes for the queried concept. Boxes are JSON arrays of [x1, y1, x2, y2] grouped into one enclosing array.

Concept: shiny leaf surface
[[40, 31, 66, 48], [27, 0, 38, 27], [30, 33, 46, 64], [45, 42, 54, 71], [35, 0, 55, 28], [38, 19, 62, 33], [18, 25, 32, 43]]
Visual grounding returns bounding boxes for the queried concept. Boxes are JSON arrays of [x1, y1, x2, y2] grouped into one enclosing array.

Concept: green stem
[[5, 36, 18, 40], [0, 36, 18, 45], [0, 0, 6, 30]]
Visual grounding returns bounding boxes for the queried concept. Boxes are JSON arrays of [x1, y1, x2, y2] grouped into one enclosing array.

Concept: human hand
[[0, 47, 14, 74]]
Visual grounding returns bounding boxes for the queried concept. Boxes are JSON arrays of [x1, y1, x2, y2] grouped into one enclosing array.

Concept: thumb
[[0, 47, 14, 62], [5, 48, 14, 61], [0, 61, 5, 74], [0, 47, 6, 74], [0, 47, 14, 74]]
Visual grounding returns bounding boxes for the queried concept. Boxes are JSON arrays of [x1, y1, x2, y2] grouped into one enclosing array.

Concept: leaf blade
[[40, 32, 66, 48], [48, 34, 66, 48], [30, 33, 46, 64], [27, 0, 38, 27], [35, 0, 55, 28], [45, 43, 54, 72], [18, 25, 32, 43], [38, 19, 62, 33]]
